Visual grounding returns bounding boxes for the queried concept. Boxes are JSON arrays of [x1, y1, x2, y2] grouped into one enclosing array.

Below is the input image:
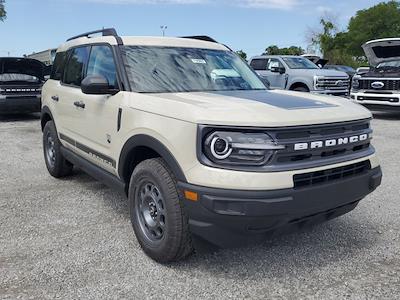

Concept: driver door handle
[[73, 101, 85, 109]]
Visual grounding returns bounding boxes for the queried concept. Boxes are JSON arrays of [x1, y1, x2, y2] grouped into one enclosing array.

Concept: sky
[[0, 0, 387, 58]]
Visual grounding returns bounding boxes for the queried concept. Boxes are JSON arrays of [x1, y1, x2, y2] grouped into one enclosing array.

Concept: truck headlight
[[313, 76, 324, 90], [202, 130, 285, 167], [352, 76, 360, 90]]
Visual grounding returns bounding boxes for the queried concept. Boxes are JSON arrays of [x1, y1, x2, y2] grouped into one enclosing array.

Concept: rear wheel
[[43, 121, 73, 178], [129, 158, 193, 263]]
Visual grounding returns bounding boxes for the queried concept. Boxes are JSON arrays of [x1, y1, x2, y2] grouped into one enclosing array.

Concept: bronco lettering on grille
[[294, 134, 369, 151]]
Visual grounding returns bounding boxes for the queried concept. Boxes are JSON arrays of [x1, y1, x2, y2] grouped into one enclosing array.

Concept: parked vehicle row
[[4, 29, 398, 263], [40, 28, 382, 262], [249, 55, 350, 96]]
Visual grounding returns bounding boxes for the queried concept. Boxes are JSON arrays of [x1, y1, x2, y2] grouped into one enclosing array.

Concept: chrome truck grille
[[315, 77, 350, 90]]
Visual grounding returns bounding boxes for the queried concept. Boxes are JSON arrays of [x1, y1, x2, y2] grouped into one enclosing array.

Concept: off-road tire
[[129, 158, 193, 263], [43, 121, 73, 178]]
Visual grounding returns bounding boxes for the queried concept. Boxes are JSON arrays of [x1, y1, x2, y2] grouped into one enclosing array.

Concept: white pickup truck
[[249, 55, 350, 96], [351, 38, 400, 111]]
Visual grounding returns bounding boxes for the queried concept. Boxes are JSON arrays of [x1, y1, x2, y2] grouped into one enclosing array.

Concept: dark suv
[[0, 57, 46, 114]]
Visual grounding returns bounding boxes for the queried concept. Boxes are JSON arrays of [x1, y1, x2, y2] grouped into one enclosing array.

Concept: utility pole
[[160, 25, 167, 37]]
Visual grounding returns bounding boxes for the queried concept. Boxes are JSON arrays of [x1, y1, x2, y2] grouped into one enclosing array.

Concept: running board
[[61, 146, 127, 197]]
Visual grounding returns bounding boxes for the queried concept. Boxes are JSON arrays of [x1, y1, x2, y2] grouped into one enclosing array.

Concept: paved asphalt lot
[[0, 112, 399, 300]]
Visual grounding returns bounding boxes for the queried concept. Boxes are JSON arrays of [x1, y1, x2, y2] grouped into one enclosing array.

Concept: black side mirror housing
[[81, 75, 119, 95]]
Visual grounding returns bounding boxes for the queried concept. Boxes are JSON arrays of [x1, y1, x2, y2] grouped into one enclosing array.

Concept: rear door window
[[62, 46, 90, 87]]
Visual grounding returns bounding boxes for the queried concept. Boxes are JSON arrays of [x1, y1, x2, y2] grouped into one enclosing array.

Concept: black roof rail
[[181, 35, 233, 51], [66, 28, 123, 45], [181, 36, 219, 43]]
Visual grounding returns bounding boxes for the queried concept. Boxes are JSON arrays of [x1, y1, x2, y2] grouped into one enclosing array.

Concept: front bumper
[[179, 166, 382, 248], [312, 89, 349, 96], [0, 95, 41, 114], [351, 91, 400, 111]]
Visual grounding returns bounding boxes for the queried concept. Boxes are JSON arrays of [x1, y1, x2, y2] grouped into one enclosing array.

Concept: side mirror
[[270, 66, 285, 74], [81, 75, 119, 95]]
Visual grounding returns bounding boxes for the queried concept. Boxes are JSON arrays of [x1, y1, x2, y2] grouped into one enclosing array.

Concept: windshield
[[377, 60, 400, 68], [0, 73, 40, 83], [282, 57, 319, 69], [338, 66, 355, 72], [122, 46, 267, 93]]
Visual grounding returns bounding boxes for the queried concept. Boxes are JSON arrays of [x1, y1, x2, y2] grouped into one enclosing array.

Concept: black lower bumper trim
[[0, 96, 41, 114], [361, 103, 400, 111], [179, 166, 382, 248]]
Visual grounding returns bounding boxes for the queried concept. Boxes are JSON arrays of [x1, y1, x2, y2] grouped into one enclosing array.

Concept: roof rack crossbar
[[66, 28, 119, 42]]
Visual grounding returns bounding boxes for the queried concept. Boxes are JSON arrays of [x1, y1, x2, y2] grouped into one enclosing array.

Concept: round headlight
[[210, 136, 232, 159]]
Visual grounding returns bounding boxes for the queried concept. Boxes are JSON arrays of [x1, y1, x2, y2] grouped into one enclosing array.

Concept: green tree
[[346, 0, 400, 57], [309, 1, 400, 67], [310, 16, 355, 65], [0, 0, 6, 22], [236, 50, 247, 60], [263, 45, 305, 56]]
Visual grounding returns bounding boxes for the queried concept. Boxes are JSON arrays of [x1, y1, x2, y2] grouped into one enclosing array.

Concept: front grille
[[359, 79, 400, 91], [293, 160, 371, 188], [0, 86, 41, 96], [358, 96, 399, 103], [268, 119, 373, 169], [316, 77, 350, 90]]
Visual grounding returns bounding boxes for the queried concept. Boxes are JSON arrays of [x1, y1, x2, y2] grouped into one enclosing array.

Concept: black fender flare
[[118, 134, 187, 183], [40, 105, 54, 131]]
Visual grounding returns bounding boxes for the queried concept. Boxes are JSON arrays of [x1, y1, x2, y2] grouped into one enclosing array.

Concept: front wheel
[[292, 86, 309, 92], [129, 158, 193, 263]]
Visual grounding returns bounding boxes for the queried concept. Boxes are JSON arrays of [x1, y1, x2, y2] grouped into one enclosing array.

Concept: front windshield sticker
[[211, 90, 337, 110], [191, 59, 207, 64]]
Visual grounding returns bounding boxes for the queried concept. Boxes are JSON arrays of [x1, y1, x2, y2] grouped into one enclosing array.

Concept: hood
[[315, 58, 328, 68], [291, 68, 348, 78], [360, 67, 400, 78], [301, 55, 328, 68], [127, 90, 371, 127], [362, 38, 400, 66], [0, 57, 45, 80]]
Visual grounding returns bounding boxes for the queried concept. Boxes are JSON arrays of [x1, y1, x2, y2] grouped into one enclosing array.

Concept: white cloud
[[84, 0, 301, 10], [232, 0, 300, 10], [316, 5, 333, 14], [86, 0, 208, 4]]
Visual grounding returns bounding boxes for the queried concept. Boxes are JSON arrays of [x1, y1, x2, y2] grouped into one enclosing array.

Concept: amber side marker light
[[184, 190, 199, 201]]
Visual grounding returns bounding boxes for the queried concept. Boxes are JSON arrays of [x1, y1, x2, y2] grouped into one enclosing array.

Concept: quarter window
[[63, 47, 90, 86], [87, 46, 118, 88]]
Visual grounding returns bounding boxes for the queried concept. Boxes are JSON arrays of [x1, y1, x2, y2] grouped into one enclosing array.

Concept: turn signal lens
[[184, 190, 198, 202]]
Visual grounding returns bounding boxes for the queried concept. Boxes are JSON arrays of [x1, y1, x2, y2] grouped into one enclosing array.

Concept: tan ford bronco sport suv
[[41, 28, 382, 262]]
